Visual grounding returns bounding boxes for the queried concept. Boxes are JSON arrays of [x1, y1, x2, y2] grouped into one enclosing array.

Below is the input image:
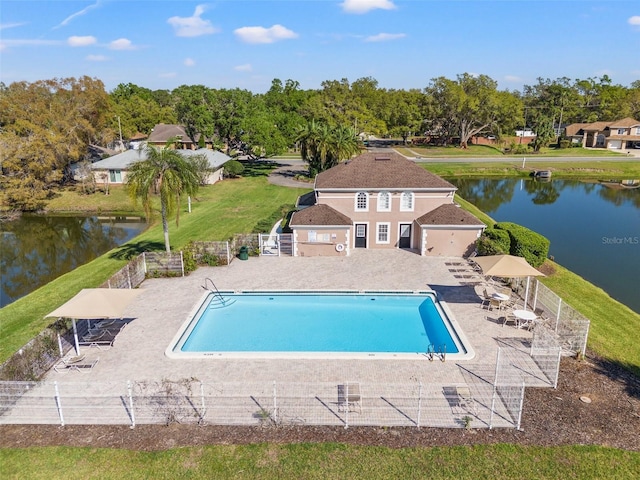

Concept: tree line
[[1, 74, 639, 211]]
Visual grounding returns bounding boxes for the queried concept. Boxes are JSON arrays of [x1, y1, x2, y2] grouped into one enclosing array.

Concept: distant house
[[289, 152, 485, 257], [90, 148, 230, 185], [565, 117, 640, 150], [147, 124, 211, 150]]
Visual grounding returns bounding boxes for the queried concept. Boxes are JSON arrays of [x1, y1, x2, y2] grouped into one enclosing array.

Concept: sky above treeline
[[1, 0, 639, 93]]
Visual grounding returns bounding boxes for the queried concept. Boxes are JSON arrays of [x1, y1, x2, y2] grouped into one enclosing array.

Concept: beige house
[[289, 152, 485, 257], [565, 117, 640, 150]]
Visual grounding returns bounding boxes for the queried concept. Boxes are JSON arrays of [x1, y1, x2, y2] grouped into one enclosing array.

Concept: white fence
[[0, 378, 525, 430]]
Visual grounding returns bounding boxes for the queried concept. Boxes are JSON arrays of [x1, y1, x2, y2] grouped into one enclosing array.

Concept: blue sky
[[1, 0, 639, 93]]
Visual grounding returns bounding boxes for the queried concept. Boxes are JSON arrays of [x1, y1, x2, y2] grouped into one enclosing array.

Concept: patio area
[[4, 249, 557, 429]]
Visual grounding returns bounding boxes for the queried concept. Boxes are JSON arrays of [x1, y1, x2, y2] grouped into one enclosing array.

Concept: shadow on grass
[[109, 240, 166, 260], [240, 159, 280, 177], [590, 354, 640, 399]]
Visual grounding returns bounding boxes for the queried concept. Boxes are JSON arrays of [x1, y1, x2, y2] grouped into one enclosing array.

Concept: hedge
[[495, 221, 550, 267], [476, 226, 511, 255]]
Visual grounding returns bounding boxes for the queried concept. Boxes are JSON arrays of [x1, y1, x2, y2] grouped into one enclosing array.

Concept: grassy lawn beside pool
[[1, 444, 638, 479]]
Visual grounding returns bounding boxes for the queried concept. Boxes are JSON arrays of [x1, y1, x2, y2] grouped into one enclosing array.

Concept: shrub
[[476, 226, 511, 255], [223, 160, 244, 178], [495, 222, 550, 267], [558, 139, 571, 149]]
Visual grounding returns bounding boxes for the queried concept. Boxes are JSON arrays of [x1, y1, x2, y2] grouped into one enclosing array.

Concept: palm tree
[[126, 146, 200, 253], [295, 120, 360, 176]]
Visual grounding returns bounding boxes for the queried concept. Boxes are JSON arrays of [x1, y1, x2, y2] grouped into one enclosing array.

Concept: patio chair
[[337, 383, 361, 413], [480, 289, 501, 310], [79, 329, 117, 349], [443, 386, 477, 416]]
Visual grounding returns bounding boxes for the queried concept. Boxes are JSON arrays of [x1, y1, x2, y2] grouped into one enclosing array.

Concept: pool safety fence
[[100, 254, 146, 289], [143, 252, 185, 277], [187, 241, 232, 266], [0, 378, 526, 430], [526, 279, 590, 357]]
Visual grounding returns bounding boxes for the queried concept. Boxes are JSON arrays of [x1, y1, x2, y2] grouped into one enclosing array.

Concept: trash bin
[[238, 245, 249, 260]]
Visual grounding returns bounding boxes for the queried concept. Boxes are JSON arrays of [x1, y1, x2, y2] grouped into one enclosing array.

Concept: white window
[[109, 170, 122, 182], [355, 192, 369, 211], [377, 191, 391, 211], [400, 192, 414, 211], [635, 127, 640, 135], [617, 128, 626, 135], [376, 223, 390, 244]]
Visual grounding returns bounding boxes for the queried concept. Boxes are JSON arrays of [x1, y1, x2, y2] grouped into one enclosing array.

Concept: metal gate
[[259, 234, 293, 257]]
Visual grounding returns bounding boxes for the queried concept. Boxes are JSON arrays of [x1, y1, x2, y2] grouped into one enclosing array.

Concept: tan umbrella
[[473, 255, 545, 311], [46, 288, 143, 354]]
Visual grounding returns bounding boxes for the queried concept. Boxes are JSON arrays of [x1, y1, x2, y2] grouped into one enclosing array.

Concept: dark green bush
[[476, 226, 511, 255], [558, 139, 570, 149], [223, 160, 244, 178], [495, 222, 550, 267]]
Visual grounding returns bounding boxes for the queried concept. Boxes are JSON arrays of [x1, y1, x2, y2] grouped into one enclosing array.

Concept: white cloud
[[234, 24, 298, 44], [109, 38, 135, 50], [0, 22, 27, 31], [159, 72, 177, 78], [340, 0, 396, 14], [628, 16, 640, 27], [54, 1, 102, 29], [364, 32, 405, 42], [0, 39, 62, 48], [86, 54, 107, 62], [234, 63, 252, 72], [184, 57, 196, 67], [504, 75, 522, 82], [167, 4, 218, 37], [67, 35, 97, 47]]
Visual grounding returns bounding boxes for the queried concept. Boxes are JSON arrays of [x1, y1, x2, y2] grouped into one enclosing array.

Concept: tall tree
[[425, 73, 511, 148], [0, 77, 109, 211], [125, 146, 200, 253], [295, 121, 360, 175]]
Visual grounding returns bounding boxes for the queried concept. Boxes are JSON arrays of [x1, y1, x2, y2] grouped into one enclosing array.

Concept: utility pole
[[117, 116, 124, 151]]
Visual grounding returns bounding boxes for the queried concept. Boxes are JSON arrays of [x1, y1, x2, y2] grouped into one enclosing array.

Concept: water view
[[0, 215, 147, 308], [451, 178, 640, 313]]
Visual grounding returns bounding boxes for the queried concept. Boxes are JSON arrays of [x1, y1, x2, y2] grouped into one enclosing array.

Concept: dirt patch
[[1, 355, 639, 451]]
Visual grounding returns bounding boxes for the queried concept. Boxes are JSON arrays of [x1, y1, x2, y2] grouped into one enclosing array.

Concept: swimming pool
[[166, 291, 474, 359]]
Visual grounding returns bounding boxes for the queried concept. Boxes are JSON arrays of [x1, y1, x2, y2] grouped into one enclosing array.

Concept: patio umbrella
[[472, 255, 545, 311], [45, 288, 143, 354]]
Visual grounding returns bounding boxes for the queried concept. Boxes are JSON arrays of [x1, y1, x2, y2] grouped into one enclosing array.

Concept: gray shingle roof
[[148, 124, 195, 144], [416, 204, 485, 226], [290, 204, 352, 227], [315, 152, 455, 190], [91, 148, 230, 171]]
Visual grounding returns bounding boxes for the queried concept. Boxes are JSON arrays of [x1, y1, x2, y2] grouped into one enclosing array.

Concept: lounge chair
[[337, 383, 361, 413], [54, 354, 99, 373], [79, 330, 117, 349]]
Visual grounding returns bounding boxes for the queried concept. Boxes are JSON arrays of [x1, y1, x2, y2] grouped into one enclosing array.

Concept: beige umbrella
[[473, 255, 545, 310], [46, 288, 143, 354]]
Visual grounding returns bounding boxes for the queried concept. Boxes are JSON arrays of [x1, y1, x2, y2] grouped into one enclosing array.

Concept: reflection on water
[[451, 178, 640, 313], [0, 215, 147, 308]]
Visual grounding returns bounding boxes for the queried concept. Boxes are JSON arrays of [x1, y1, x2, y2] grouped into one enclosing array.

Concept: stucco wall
[[421, 228, 482, 257], [293, 228, 350, 257]]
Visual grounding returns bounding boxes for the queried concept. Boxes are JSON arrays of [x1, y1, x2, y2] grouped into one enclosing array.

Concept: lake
[[450, 178, 640, 313], [0, 215, 147, 308]]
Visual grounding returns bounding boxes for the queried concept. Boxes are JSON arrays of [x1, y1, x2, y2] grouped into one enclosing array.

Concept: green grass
[[398, 144, 625, 158], [1, 444, 638, 479], [421, 161, 640, 179], [44, 185, 142, 213], [0, 177, 308, 363]]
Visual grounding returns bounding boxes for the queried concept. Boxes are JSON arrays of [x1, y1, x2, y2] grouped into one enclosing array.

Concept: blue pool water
[[172, 292, 465, 356]]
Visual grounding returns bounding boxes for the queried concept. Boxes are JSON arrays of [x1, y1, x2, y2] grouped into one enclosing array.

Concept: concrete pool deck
[[46, 249, 547, 389]]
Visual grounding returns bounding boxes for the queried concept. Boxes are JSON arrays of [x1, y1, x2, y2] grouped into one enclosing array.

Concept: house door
[[399, 223, 411, 248], [354, 224, 367, 248]]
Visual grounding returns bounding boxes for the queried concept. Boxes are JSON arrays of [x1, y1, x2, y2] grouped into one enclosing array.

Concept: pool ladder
[[427, 344, 446, 362], [202, 277, 234, 308]]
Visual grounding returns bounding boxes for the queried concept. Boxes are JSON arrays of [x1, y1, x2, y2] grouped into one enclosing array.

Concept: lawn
[[1, 444, 638, 479], [0, 177, 308, 363]]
